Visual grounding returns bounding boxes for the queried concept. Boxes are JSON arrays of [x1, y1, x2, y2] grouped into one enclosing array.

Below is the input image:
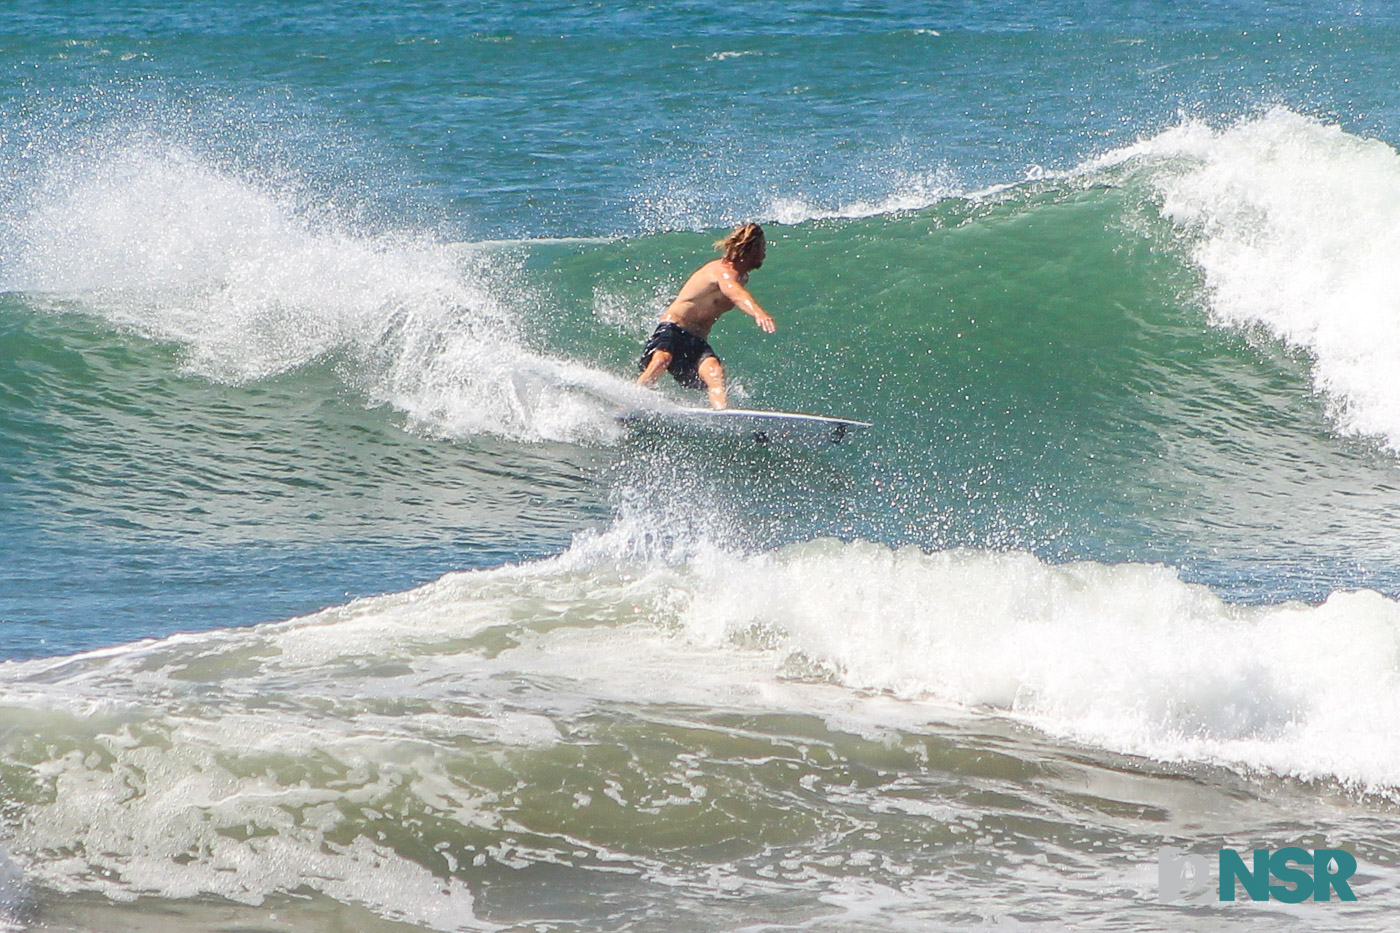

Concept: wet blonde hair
[[714, 222, 765, 266]]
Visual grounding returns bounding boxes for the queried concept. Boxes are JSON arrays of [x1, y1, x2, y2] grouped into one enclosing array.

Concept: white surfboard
[[621, 407, 871, 445]]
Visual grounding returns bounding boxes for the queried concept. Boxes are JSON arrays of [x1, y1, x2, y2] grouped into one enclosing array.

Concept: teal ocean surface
[[5, 3, 1400, 930]]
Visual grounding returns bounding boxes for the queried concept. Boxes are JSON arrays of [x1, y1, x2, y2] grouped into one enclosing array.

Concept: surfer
[[637, 222, 776, 409]]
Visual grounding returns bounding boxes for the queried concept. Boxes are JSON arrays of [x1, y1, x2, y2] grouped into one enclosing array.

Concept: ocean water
[[5, 2, 1400, 930]]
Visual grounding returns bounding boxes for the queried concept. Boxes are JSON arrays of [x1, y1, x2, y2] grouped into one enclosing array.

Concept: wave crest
[[1108, 109, 1400, 451], [2, 137, 644, 443]]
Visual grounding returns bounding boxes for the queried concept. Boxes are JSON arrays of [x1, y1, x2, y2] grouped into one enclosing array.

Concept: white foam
[[521, 533, 1400, 796], [1096, 108, 1400, 450], [23, 531, 1399, 795], [591, 279, 674, 338], [7, 534, 1400, 917], [650, 539, 1400, 792], [3, 137, 642, 443], [203, 526, 1400, 797]]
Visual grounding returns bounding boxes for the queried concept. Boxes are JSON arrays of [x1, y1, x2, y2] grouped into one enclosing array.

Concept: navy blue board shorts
[[638, 322, 719, 390]]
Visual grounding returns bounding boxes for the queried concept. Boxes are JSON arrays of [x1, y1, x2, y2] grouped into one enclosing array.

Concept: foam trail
[[1101, 109, 1400, 450], [2, 137, 647, 443]]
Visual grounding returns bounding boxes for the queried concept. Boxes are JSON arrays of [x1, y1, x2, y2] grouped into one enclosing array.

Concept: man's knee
[[640, 350, 673, 376], [698, 356, 724, 383]]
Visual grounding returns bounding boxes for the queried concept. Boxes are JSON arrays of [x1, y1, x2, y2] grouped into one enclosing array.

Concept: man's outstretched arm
[[716, 270, 776, 333]]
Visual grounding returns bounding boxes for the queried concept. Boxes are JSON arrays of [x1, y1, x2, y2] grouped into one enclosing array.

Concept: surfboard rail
[[619, 407, 871, 445]]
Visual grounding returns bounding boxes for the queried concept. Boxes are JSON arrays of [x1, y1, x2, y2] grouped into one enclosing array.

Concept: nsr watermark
[[1158, 847, 1358, 904]]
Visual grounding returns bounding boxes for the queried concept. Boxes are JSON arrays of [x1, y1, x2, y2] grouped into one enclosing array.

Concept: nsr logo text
[[1158, 847, 1358, 903]]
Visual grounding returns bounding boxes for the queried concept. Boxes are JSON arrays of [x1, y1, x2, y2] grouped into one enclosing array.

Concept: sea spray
[[2, 138, 646, 443]]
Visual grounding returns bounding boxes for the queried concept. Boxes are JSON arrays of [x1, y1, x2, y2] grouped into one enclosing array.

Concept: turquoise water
[[6, 3, 1400, 930]]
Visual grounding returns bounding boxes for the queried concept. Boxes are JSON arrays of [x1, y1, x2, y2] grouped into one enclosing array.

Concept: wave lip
[[1098, 108, 1400, 451]]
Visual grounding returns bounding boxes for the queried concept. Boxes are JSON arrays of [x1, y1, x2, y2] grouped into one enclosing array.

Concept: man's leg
[[638, 350, 672, 387], [697, 356, 727, 409]]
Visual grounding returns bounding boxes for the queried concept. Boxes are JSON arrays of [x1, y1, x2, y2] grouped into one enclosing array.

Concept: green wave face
[[0, 296, 609, 656], [7, 169, 1400, 619], [532, 180, 1400, 592]]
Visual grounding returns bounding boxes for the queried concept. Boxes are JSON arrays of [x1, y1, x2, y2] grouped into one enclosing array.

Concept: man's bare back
[[637, 223, 775, 410]]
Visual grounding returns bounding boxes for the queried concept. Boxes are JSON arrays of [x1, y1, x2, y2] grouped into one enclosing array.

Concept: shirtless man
[[637, 222, 776, 409]]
